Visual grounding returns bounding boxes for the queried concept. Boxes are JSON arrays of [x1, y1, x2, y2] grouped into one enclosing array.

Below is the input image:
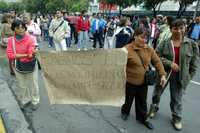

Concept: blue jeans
[[48, 36, 53, 47], [78, 31, 89, 49], [43, 29, 49, 41], [66, 37, 71, 48]]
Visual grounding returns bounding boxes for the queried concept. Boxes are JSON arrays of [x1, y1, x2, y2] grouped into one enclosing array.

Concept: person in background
[[188, 16, 200, 50], [104, 17, 117, 49], [148, 19, 199, 131], [112, 17, 133, 48], [121, 27, 166, 130], [23, 13, 41, 48], [6, 19, 40, 111], [149, 18, 160, 49], [1, 13, 15, 75], [47, 14, 55, 48], [49, 10, 70, 51], [1, 13, 14, 47], [91, 13, 106, 49], [131, 16, 140, 30], [76, 10, 90, 51], [40, 15, 49, 41], [158, 16, 174, 44], [63, 13, 72, 49]]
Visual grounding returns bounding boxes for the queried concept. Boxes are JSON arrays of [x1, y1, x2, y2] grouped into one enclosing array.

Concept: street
[[0, 40, 200, 133]]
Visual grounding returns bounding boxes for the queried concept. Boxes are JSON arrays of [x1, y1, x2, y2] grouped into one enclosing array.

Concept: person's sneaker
[[77, 48, 81, 51], [148, 104, 159, 119], [171, 118, 182, 131], [121, 113, 129, 121], [83, 48, 88, 51]]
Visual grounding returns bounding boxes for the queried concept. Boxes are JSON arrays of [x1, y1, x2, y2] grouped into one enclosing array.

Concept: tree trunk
[[193, 0, 200, 20], [179, 6, 186, 18], [157, 2, 162, 12], [153, 7, 157, 17], [177, 2, 183, 18], [119, 6, 122, 15]]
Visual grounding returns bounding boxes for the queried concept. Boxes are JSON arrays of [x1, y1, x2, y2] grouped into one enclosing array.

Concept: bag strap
[[135, 50, 146, 69], [53, 21, 64, 33], [12, 37, 16, 55]]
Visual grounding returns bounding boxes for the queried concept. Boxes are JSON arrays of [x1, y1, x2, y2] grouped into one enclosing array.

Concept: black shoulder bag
[[53, 21, 64, 33], [12, 38, 36, 74], [135, 51, 156, 85]]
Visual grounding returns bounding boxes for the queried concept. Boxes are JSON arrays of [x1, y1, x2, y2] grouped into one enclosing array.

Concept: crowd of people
[[0, 9, 199, 131]]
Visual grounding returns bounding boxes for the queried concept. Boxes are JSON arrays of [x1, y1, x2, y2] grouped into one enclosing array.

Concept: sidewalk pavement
[[0, 57, 32, 133]]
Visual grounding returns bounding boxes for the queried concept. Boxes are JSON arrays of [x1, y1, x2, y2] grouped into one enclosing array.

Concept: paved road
[[1, 40, 200, 133]]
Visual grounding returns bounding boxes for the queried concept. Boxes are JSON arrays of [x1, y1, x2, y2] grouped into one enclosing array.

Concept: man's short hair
[[170, 19, 185, 29]]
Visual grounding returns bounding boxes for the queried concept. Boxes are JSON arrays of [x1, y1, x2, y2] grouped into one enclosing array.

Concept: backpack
[[115, 27, 133, 48]]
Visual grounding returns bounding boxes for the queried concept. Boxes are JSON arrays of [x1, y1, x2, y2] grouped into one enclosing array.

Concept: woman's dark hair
[[11, 19, 27, 31], [134, 27, 147, 37], [81, 10, 86, 15], [170, 19, 185, 29]]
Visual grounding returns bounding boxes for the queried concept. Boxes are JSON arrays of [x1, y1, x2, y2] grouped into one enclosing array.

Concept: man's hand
[[171, 63, 180, 72]]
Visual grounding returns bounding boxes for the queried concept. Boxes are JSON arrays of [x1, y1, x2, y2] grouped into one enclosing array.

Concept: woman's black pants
[[121, 82, 148, 122]]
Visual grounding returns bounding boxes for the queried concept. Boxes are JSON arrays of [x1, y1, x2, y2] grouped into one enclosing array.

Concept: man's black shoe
[[31, 103, 40, 111], [121, 114, 129, 121], [142, 121, 154, 130]]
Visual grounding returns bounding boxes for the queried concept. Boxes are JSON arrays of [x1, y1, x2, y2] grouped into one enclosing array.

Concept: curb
[[0, 58, 32, 133]]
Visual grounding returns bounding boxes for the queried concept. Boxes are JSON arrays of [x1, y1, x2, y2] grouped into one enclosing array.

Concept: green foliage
[[0, 0, 90, 14], [0, 1, 25, 13], [69, 0, 89, 12], [0, 1, 9, 12], [8, 2, 24, 13], [45, 0, 66, 13]]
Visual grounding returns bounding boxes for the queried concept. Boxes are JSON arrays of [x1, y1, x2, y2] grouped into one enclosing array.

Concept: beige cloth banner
[[39, 49, 127, 106]]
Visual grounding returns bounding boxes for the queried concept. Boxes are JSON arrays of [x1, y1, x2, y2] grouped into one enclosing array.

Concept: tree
[[8, 2, 25, 13], [142, 0, 166, 17], [45, 0, 66, 13], [0, 1, 9, 12], [63, 0, 89, 12], [22, 0, 51, 14], [193, 0, 200, 19], [22, 0, 90, 14], [174, 0, 197, 18]]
